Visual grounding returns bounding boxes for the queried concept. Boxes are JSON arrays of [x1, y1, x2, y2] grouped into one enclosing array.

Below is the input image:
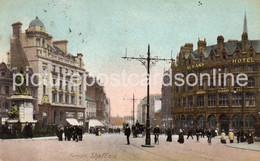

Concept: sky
[[0, 0, 260, 117]]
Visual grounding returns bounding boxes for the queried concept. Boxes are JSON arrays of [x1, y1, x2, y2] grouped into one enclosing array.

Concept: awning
[[89, 119, 106, 127], [66, 118, 81, 126]]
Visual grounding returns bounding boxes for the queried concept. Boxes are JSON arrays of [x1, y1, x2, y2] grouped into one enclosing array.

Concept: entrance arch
[[197, 115, 205, 128], [208, 115, 217, 129], [245, 115, 256, 130], [232, 115, 242, 130], [219, 114, 229, 134], [181, 115, 186, 129], [187, 115, 194, 128]]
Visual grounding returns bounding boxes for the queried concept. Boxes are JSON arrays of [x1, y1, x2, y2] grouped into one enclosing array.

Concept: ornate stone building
[[172, 14, 260, 134], [9, 17, 86, 126]]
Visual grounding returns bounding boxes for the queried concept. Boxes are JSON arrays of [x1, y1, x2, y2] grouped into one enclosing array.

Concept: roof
[[29, 17, 45, 28]]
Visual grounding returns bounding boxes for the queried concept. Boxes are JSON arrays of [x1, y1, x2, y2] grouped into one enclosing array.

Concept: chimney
[[217, 35, 224, 55], [197, 38, 206, 52], [184, 43, 193, 53], [53, 40, 68, 54], [77, 53, 83, 67], [12, 22, 23, 38]]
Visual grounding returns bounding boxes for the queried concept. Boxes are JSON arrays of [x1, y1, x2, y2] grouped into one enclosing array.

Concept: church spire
[[243, 12, 248, 33]]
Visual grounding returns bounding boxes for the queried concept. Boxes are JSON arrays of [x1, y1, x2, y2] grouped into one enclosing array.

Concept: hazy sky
[[0, 0, 259, 117]]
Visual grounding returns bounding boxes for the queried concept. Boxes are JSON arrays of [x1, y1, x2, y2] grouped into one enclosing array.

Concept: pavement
[[225, 141, 260, 151], [0, 134, 260, 161]]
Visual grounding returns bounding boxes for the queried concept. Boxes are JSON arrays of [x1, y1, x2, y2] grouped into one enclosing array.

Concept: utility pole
[[122, 44, 174, 147], [123, 94, 139, 126]]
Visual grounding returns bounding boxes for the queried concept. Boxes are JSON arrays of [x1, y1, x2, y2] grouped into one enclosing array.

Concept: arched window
[[232, 115, 242, 129], [197, 115, 205, 128], [245, 115, 256, 129], [36, 38, 40, 46]]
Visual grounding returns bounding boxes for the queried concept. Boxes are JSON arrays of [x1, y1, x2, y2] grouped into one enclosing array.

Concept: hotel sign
[[232, 58, 254, 64], [187, 63, 205, 70]]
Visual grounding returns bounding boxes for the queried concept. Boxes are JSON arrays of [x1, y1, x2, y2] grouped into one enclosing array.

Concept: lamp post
[[122, 44, 173, 147]]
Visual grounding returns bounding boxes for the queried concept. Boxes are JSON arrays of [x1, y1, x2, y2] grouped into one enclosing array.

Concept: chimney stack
[[12, 22, 23, 38]]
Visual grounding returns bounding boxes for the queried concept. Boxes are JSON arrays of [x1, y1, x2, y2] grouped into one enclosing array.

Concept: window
[[52, 92, 57, 103], [79, 97, 82, 105], [65, 82, 68, 90], [219, 94, 229, 106], [248, 77, 255, 86], [71, 70, 74, 75], [59, 93, 63, 103], [52, 65, 56, 72], [5, 86, 9, 94], [71, 95, 75, 104], [43, 85, 46, 94], [246, 93, 255, 106], [182, 97, 186, 107], [36, 38, 40, 46], [65, 68, 68, 74], [250, 50, 253, 57], [208, 94, 216, 106], [188, 96, 193, 107], [1, 72, 5, 77], [59, 81, 62, 89], [197, 95, 204, 107], [0, 85, 2, 94], [71, 85, 74, 92], [182, 85, 186, 92], [65, 94, 69, 104], [59, 67, 62, 74], [234, 66, 240, 72], [232, 93, 242, 106], [248, 65, 254, 71], [223, 51, 226, 60], [42, 39, 45, 47], [52, 79, 56, 87], [200, 55, 202, 62]]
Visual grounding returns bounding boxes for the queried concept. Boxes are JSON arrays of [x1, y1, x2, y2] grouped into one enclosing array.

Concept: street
[[0, 134, 260, 161]]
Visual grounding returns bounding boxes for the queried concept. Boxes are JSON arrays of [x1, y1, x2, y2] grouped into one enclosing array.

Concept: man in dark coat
[[78, 126, 83, 141], [125, 124, 131, 145], [166, 128, 172, 142], [153, 125, 160, 144], [236, 129, 241, 143], [195, 128, 200, 142], [187, 128, 193, 140], [178, 129, 184, 144]]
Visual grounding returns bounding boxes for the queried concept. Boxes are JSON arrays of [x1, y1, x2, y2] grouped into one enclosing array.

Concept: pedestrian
[[207, 129, 212, 145], [220, 130, 226, 144], [58, 126, 63, 141], [229, 129, 234, 143], [153, 125, 160, 145], [125, 124, 131, 145], [166, 128, 172, 142], [196, 128, 200, 142], [187, 128, 193, 140], [236, 129, 241, 143], [78, 126, 83, 141], [248, 131, 254, 144], [178, 129, 184, 144]]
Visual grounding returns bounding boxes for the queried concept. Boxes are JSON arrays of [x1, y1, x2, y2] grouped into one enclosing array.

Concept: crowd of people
[[56, 125, 83, 142], [220, 129, 254, 144]]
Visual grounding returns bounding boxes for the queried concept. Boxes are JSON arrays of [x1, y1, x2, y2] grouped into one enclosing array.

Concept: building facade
[[172, 15, 260, 134], [10, 17, 86, 126], [161, 69, 173, 129]]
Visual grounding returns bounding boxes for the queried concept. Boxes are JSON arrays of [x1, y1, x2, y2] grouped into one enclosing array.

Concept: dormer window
[[250, 50, 253, 57], [200, 55, 202, 62], [236, 50, 239, 57], [210, 54, 214, 61], [36, 38, 40, 46], [1, 72, 6, 77]]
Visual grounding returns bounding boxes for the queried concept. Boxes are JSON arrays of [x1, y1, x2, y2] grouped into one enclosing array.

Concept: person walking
[[220, 130, 226, 144], [236, 129, 241, 143], [248, 131, 254, 144], [195, 128, 200, 142], [207, 129, 212, 145], [166, 128, 172, 142], [229, 129, 234, 143], [125, 124, 131, 145], [178, 129, 184, 144], [186, 128, 193, 140], [153, 125, 160, 145]]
